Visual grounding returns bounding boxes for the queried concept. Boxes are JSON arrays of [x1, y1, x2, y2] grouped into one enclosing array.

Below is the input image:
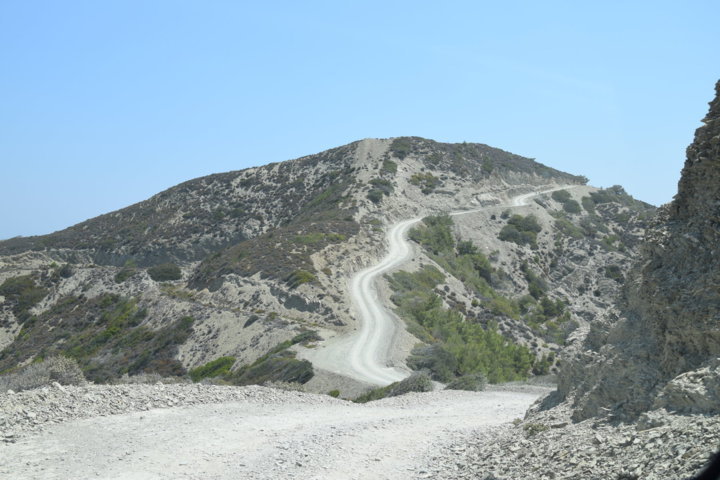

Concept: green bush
[[409, 172, 441, 194], [605, 265, 624, 283], [328, 389, 340, 398], [354, 372, 433, 403], [382, 159, 398, 174], [389, 267, 531, 383], [0, 275, 48, 319], [390, 138, 412, 159], [445, 372, 487, 391], [521, 263, 547, 300], [498, 214, 541, 248], [581, 196, 596, 214], [231, 351, 313, 386], [551, 190, 572, 203], [563, 199, 581, 214], [367, 189, 384, 204], [189, 356, 236, 382], [115, 266, 136, 283], [554, 217, 584, 239], [147, 263, 182, 281], [369, 178, 394, 195], [408, 215, 454, 254], [285, 270, 317, 288], [407, 344, 457, 382], [523, 423, 549, 437]]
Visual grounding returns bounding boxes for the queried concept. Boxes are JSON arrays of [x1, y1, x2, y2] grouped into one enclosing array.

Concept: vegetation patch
[[388, 265, 533, 383], [189, 356, 236, 382], [367, 178, 394, 204], [444, 372, 487, 391], [381, 159, 398, 174], [353, 372, 433, 403], [498, 214, 542, 248], [0, 294, 194, 382], [224, 331, 320, 386], [0, 275, 48, 321], [605, 264, 625, 283], [191, 218, 358, 289], [390, 137, 413, 159], [551, 189, 581, 214], [409, 172, 442, 194], [285, 270, 317, 289], [0, 356, 86, 393], [147, 263, 182, 281]]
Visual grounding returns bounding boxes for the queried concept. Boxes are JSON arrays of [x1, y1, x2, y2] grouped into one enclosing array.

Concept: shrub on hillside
[[147, 263, 182, 281], [445, 373, 487, 391], [285, 269, 317, 288], [0, 356, 86, 393], [353, 372, 433, 403], [0, 275, 48, 319], [563, 199, 581, 214], [189, 356, 237, 382], [498, 214, 542, 248], [551, 190, 572, 203]]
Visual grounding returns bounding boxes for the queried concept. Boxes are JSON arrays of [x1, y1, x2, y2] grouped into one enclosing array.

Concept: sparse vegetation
[[445, 372, 487, 391], [0, 275, 48, 321], [388, 265, 533, 383], [226, 331, 319, 386], [0, 294, 194, 382], [0, 356, 86, 392], [381, 159, 397, 174], [147, 263, 182, 281], [551, 189, 581, 214], [498, 214, 542, 248], [285, 270, 317, 289], [353, 372, 433, 403], [409, 172, 442, 194], [189, 356, 236, 382], [367, 178, 394, 204], [390, 137, 413, 159], [523, 422, 549, 437]]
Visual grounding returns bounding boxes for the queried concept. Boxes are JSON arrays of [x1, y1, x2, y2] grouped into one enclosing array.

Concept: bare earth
[[0, 385, 546, 480]]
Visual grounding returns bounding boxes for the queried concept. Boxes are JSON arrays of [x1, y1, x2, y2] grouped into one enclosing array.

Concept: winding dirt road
[[303, 186, 573, 386]]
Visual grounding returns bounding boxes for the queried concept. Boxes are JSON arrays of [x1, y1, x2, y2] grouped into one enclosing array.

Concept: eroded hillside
[[0, 137, 649, 392]]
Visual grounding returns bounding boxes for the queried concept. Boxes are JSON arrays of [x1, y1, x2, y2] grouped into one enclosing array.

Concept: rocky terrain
[[421, 79, 720, 479]]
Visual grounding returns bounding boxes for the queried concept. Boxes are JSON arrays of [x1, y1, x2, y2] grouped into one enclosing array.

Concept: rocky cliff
[[558, 80, 720, 421]]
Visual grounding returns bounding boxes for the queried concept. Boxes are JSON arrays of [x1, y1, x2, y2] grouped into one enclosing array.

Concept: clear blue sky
[[1, 1, 718, 240]]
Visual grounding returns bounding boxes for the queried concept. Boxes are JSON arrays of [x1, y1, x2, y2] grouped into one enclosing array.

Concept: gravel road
[[304, 185, 575, 387], [0, 384, 547, 480]]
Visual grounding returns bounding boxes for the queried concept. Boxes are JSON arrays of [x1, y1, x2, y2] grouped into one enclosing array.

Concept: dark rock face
[[559, 80, 720, 421]]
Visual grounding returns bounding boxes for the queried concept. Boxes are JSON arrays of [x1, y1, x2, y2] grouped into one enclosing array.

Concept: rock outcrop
[[558, 80, 720, 421]]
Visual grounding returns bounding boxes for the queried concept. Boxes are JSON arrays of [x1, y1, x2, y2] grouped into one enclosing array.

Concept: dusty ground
[[0, 384, 547, 480]]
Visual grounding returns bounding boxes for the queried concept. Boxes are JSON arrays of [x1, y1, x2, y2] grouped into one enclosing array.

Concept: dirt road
[[0, 384, 546, 480], [302, 186, 573, 387]]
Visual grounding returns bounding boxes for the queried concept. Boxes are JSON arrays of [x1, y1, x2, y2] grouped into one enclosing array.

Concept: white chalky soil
[[0, 387, 544, 480]]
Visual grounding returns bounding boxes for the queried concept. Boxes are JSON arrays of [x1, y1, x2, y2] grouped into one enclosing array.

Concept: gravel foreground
[[1, 383, 716, 479], [0, 383, 543, 479], [424, 402, 720, 480]]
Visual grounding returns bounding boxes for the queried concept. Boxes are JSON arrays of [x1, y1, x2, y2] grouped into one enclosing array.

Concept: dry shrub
[[0, 356, 86, 393]]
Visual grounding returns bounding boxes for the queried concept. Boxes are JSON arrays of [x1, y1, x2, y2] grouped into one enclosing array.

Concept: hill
[[0, 137, 650, 392]]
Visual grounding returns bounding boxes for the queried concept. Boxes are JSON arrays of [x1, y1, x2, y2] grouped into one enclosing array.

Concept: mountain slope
[[0, 137, 648, 393]]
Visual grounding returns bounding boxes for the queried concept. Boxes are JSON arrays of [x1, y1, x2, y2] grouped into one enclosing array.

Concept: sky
[[1, 1, 718, 240]]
